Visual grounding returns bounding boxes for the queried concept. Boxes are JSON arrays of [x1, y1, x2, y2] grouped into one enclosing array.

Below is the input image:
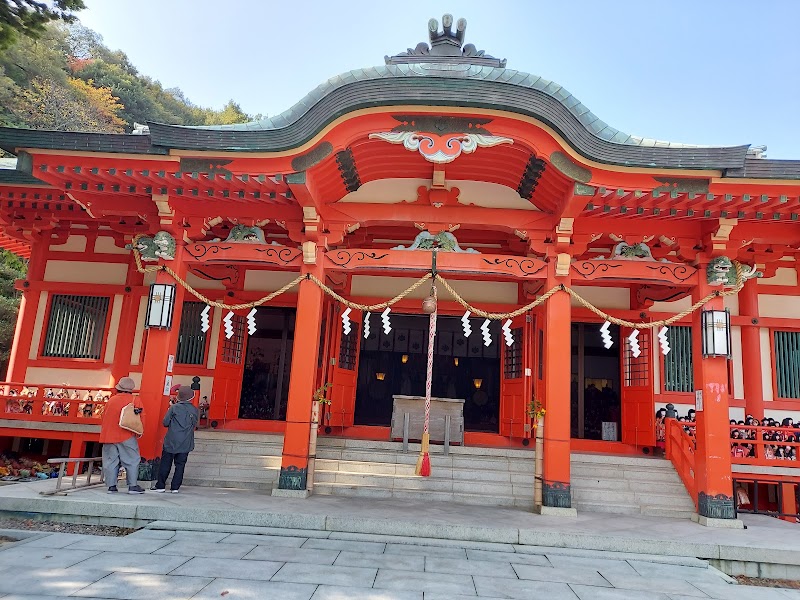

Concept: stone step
[[182, 464, 280, 481], [571, 453, 674, 468], [189, 452, 283, 468], [572, 501, 642, 515], [181, 477, 275, 491], [570, 464, 681, 482], [315, 449, 535, 473], [572, 487, 693, 508], [313, 470, 521, 496], [641, 506, 697, 520], [195, 431, 284, 444], [312, 482, 518, 507], [571, 476, 688, 495], [314, 458, 535, 482]]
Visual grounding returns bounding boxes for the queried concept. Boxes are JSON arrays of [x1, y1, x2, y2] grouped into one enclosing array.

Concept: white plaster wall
[[730, 407, 746, 422], [206, 306, 222, 370], [651, 296, 692, 313], [758, 267, 798, 287], [653, 340, 661, 395], [351, 276, 518, 304], [28, 291, 47, 360], [730, 326, 744, 400], [24, 367, 113, 388], [128, 372, 142, 389], [244, 270, 302, 292], [764, 409, 800, 423], [130, 297, 147, 366], [49, 235, 86, 253], [103, 295, 123, 363], [93, 236, 129, 255], [186, 272, 225, 291], [758, 295, 800, 319], [44, 260, 127, 285], [570, 286, 629, 310], [760, 328, 774, 402], [723, 293, 739, 316]]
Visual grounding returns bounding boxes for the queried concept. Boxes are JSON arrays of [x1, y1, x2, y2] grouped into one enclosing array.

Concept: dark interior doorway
[[238, 307, 295, 420], [571, 322, 621, 440], [355, 314, 501, 432]]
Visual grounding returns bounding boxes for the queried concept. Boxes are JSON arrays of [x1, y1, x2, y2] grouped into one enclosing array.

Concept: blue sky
[[78, 0, 800, 158]]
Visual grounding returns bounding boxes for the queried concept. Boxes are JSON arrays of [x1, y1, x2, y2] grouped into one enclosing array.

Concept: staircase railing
[[665, 418, 697, 505]]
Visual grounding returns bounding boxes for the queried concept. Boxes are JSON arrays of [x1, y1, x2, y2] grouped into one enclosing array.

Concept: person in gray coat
[[154, 386, 199, 493]]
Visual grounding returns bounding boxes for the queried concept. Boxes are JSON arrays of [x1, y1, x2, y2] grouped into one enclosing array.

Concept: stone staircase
[[181, 431, 696, 519], [182, 431, 283, 490]]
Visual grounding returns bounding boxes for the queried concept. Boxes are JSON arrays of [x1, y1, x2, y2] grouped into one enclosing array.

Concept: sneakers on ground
[[107, 486, 118, 493], [127, 485, 146, 494], [170, 489, 179, 494], [153, 488, 166, 493]]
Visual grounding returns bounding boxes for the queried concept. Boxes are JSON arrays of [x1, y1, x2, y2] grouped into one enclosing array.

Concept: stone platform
[[0, 478, 798, 579]]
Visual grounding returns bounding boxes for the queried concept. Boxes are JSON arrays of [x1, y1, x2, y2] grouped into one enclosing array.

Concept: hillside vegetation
[[0, 22, 254, 135]]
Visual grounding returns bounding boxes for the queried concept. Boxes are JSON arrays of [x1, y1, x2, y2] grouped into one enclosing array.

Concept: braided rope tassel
[[416, 285, 437, 477]]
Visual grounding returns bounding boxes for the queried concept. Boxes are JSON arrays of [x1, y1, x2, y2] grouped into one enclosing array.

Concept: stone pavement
[[0, 479, 799, 567], [1, 523, 798, 599]]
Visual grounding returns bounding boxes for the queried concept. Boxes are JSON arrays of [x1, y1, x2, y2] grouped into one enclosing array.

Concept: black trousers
[[155, 450, 189, 490]]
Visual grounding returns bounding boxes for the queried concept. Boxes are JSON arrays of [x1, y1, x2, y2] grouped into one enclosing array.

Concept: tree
[[11, 76, 124, 132], [0, 0, 85, 49], [0, 249, 25, 373]]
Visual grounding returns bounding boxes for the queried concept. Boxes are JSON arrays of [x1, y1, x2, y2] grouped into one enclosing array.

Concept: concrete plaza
[[0, 480, 798, 598]]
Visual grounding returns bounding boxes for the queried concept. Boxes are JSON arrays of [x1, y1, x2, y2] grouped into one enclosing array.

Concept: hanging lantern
[[145, 283, 176, 329], [702, 309, 731, 358]]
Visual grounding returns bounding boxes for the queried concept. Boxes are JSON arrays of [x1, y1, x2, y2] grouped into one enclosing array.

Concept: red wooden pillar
[[738, 278, 764, 420], [137, 244, 186, 460], [111, 260, 145, 383], [278, 264, 324, 491], [541, 266, 572, 509], [692, 276, 735, 520], [6, 242, 47, 382]]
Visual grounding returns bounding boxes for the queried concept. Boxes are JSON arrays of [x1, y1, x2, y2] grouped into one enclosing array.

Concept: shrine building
[[0, 15, 799, 521]]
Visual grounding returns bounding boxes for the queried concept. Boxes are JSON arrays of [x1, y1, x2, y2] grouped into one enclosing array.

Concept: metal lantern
[[145, 283, 176, 329], [701, 308, 731, 358]]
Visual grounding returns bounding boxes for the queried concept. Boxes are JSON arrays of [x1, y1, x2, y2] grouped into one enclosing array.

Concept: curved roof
[[146, 62, 749, 170]]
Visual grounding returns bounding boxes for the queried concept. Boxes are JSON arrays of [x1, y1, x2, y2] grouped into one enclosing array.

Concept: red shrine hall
[[0, 15, 799, 521]]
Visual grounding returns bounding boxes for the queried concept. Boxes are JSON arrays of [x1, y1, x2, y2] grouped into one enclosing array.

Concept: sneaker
[[153, 488, 166, 493], [107, 486, 118, 494], [127, 485, 146, 494], [170, 489, 179, 494]]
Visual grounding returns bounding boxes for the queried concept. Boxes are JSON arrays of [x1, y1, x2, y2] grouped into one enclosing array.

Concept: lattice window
[[338, 322, 359, 370], [221, 315, 245, 365], [176, 302, 207, 365], [503, 327, 524, 379], [663, 326, 693, 392], [624, 329, 651, 387], [775, 330, 800, 399], [42, 294, 110, 359]]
